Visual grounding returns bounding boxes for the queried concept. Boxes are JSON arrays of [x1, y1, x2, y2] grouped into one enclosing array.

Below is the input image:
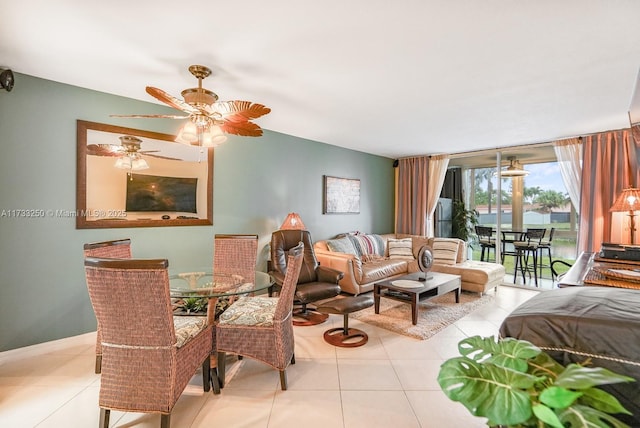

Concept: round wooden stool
[[316, 295, 374, 347]]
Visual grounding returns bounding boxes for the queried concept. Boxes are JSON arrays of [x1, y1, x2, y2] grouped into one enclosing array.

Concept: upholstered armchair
[[84, 257, 213, 428], [270, 230, 343, 325], [83, 238, 132, 374]]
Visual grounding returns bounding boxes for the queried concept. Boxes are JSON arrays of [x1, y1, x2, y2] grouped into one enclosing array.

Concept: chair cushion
[[387, 238, 414, 260], [295, 281, 342, 303], [218, 296, 277, 327], [479, 238, 495, 246], [514, 241, 539, 249], [173, 316, 209, 348]]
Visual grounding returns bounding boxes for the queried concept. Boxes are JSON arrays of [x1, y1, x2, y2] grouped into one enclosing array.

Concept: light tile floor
[[0, 284, 543, 428]]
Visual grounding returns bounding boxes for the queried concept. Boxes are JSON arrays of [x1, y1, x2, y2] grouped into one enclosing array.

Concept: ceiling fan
[[87, 135, 178, 160], [111, 65, 271, 145], [87, 135, 180, 175]]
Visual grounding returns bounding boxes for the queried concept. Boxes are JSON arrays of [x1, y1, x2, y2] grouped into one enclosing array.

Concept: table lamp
[[280, 212, 306, 230], [610, 187, 640, 245]]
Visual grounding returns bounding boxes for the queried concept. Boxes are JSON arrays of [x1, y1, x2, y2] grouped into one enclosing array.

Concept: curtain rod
[[396, 123, 636, 161], [445, 124, 634, 160]]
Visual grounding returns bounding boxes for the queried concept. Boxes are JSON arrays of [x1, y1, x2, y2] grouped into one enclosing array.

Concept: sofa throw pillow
[[348, 233, 385, 258], [388, 238, 414, 260], [431, 239, 459, 265], [326, 236, 358, 256]]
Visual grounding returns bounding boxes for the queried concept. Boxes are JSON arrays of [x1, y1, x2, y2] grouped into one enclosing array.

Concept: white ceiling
[[2, 0, 640, 160]]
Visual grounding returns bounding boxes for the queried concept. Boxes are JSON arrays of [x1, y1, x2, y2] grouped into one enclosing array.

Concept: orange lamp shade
[[280, 213, 306, 230]]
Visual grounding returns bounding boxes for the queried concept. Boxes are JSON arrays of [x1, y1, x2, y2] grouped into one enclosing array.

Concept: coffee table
[[374, 272, 461, 325]]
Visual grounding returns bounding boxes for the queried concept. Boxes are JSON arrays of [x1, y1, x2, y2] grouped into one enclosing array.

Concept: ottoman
[[432, 260, 505, 294], [499, 287, 640, 426], [316, 295, 374, 347]]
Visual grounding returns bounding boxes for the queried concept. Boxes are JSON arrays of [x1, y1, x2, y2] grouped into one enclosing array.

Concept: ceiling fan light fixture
[[131, 157, 149, 170], [175, 121, 199, 145], [499, 157, 529, 177], [114, 154, 149, 171], [201, 126, 228, 147], [114, 156, 132, 170]]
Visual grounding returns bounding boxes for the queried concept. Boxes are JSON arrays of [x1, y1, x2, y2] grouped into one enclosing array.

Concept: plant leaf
[[528, 351, 566, 378], [532, 403, 564, 428], [438, 357, 540, 425], [457, 335, 540, 372], [555, 364, 635, 390], [540, 386, 583, 408], [556, 404, 631, 428], [579, 387, 632, 415]]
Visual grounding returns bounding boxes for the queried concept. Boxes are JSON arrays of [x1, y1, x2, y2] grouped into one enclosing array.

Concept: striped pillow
[[431, 239, 459, 265], [388, 238, 414, 260], [348, 234, 385, 257]]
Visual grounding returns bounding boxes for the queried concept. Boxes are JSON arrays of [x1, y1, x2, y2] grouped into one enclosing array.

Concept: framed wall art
[[323, 175, 360, 214]]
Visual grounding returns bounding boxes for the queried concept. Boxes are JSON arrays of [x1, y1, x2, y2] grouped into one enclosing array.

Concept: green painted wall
[[0, 73, 395, 351]]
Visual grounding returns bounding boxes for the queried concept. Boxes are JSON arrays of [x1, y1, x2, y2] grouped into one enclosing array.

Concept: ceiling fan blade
[[110, 114, 189, 119], [144, 153, 182, 161], [220, 120, 264, 137], [146, 87, 199, 114], [213, 100, 271, 121], [87, 144, 125, 157]]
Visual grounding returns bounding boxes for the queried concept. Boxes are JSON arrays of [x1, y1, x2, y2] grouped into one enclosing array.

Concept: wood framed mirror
[[76, 120, 213, 229]]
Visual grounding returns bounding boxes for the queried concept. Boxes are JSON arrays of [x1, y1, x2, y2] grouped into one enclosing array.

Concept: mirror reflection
[[77, 120, 213, 229]]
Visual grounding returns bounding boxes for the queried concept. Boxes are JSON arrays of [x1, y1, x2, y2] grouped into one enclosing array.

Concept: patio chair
[[475, 225, 496, 262], [512, 228, 546, 286], [537, 227, 555, 279]]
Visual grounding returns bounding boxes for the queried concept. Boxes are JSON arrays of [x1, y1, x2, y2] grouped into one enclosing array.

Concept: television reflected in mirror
[[76, 120, 213, 229]]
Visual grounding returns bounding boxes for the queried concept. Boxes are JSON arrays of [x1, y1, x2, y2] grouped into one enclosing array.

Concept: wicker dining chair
[[84, 256, 213, 428], [83, 238, 132, 374], [214, 234, 258, 309], [216, 241, 304, 391]]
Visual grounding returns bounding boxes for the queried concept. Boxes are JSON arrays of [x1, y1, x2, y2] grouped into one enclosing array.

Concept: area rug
[[351, 291, 494, 340]]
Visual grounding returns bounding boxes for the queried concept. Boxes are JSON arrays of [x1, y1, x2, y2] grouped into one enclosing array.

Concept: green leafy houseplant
[[437, 335, 635, 428], [178, 297, 208, 314], [452, 199, 479, 245]]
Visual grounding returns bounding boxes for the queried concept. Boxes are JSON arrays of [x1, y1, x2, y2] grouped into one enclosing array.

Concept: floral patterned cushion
[[173, 316, 208, 348], [218, 296, 277, 327]]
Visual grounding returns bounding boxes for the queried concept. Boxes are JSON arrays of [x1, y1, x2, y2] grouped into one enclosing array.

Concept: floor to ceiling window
[[446, 145, 578, 283], [469, 162, 577, 260]]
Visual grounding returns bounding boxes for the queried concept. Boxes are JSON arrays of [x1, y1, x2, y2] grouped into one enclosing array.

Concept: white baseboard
[[0, 332, 96, 362]]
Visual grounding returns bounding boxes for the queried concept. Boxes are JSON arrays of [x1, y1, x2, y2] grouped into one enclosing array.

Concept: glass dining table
[[169, 270, 274, 324]]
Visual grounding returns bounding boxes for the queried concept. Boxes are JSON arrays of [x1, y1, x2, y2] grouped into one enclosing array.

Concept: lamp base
[[628, 211, 636, 245]]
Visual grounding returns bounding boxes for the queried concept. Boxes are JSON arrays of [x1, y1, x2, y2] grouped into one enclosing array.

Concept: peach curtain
[[578, 129, 639, 253], [396, 155, 449, 236], [396, 157, 429, 235]]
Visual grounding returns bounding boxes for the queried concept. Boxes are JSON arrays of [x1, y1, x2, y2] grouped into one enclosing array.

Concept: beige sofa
[[314, 233, 505, 296]]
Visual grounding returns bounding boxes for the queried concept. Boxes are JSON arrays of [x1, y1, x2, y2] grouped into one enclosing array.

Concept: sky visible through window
[[522, 162, 566, 193], [479, 161, 567, 194]]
